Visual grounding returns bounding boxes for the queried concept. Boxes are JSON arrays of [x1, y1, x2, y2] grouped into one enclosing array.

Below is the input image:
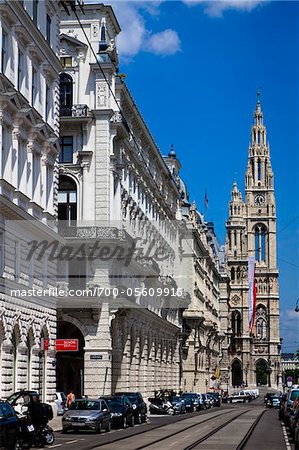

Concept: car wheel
[[130, 415, 135, 427], [137, 413, 142, 424], [96, 422, 102, 434], [105, 421, 111, 432], [123, 417, 127, 428], [141, 414, 147, 423]]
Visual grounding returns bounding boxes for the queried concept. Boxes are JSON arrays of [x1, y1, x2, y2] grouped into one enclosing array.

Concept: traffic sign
[[55, 339, 78, 352], [287, 376, 293, 388]]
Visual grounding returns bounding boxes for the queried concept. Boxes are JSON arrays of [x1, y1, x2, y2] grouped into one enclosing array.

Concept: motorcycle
[[16, 413, 54, 448], [148, 398, 175, 415]]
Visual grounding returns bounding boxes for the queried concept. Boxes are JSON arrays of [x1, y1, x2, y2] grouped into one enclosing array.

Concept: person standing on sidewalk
[[66, 390, 75, 409]]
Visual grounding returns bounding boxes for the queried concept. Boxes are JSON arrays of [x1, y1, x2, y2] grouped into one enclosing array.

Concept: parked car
[[181, 393, 200, 412], [0, 401, 18, 450], [114, 392, 147, 423], [103, 395, 134, 428], [62, 399, 111, 433], [169, 396, 186, 414], [279, 394, 287, 420], [55, 392, 67, 415], [206, 392, 221, 407], [201, 393, 212, 408], [283, 388, 299, 427]]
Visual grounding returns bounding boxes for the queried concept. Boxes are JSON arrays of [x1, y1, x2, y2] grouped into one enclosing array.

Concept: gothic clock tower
[[225, 93, 281, 389]]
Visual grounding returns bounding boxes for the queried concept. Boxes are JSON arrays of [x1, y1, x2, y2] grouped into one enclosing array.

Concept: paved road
[[49, 399, 287, 450]]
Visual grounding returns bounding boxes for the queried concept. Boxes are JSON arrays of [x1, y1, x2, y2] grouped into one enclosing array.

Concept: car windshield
[[105, 398, 123, 409], [290, 391, 299, 401], [126, 395, 139, 403], [69, 401, 101, 411], [170, 396, 181, 402], [182, 394, 196, 399]]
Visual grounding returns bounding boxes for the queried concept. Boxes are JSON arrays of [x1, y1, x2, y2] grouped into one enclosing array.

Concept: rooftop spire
[[168, 143, 177, 158]]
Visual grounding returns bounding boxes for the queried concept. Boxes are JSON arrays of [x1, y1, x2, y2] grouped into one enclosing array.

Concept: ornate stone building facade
[[0, 0, 61, 401], [57, 4, 184, 398], [220, 95, 281, 389]]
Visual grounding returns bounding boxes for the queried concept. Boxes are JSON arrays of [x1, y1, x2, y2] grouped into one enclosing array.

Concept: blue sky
[[89, 1, 299, 352]]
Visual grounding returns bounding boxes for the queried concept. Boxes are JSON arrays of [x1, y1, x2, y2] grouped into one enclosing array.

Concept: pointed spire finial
[[257, 87, 261, 104], [168, 143, 176, 158]]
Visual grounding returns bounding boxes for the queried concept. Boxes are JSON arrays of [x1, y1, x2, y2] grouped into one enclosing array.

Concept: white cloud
[[110, 2, 180, 60], [183, 0, 264, 17], [145, 29, 181, 55]]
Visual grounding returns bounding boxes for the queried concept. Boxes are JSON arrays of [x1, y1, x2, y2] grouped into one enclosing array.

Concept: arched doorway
[[56, 321, 84, 398], [256, 359, 268, 386], [231, 359, 242, 388]]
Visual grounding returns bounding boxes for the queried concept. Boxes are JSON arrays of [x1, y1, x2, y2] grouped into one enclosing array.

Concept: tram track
[[90, 408, 235, 449], [184, 408, 265, 450]]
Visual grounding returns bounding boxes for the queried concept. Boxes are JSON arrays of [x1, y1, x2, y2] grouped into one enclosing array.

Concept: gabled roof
[[59, 33, 87, 48]]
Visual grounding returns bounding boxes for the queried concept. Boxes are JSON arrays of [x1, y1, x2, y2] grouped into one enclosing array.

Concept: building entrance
[[232, 359, 242, 388], [256, 359, 268, 386], [56, 321, 85, 398]]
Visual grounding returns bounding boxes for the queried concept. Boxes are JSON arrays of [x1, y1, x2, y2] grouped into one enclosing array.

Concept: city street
[[49, 400, 288, 450]]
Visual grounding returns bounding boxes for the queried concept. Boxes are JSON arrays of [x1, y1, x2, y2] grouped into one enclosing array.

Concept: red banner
[[55, 339, 78, 352]]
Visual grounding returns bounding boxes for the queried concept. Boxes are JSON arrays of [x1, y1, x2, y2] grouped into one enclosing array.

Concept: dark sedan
[[62, 399, 111, 433], [114, 392, 147, 424], [0, 402, 18, 450], [181, 393, 199, 412], [103, 396, 134, 428]]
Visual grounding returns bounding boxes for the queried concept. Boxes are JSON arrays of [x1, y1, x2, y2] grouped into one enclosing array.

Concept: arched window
[[251, 159, 255, 181], [256, 318, 267, 339], [255, 225, 267, 263], [232, 311, 241, 336], [60, 73, 73, 116], [58, 175, 77, 223]]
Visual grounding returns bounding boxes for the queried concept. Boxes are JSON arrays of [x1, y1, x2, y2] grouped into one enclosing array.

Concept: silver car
[[62, 399, 111, 433]]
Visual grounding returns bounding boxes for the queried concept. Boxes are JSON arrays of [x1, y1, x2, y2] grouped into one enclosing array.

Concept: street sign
[[55, 339, 78, 352], [287, 376, 293, 388]]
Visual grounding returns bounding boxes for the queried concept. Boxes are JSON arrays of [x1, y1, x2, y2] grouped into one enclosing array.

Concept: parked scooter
[[148, 397, 175, 415]]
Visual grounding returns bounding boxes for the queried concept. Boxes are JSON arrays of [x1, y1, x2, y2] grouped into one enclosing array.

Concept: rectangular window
[[60, 57, 72, 68], [31, 67, 36, 106], [45, 84, 50, 120], [17, 49, 23, 91], [33, 0, 38, 24], [59, 136, 73, 163], [46, 14, 51, 42], [1, 30, 7, 74]]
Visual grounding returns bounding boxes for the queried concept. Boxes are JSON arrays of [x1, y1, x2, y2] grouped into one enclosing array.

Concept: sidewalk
[[50, 415, 63, 432]]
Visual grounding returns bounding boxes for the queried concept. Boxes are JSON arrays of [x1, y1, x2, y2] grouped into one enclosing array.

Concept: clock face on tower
[[254, 194, 265, 206]]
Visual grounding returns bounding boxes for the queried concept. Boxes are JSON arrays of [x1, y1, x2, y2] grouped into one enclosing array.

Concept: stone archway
[[56, 321, 85, 398], [231, 359, 242, 388], [256, 359, 268, 386]]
